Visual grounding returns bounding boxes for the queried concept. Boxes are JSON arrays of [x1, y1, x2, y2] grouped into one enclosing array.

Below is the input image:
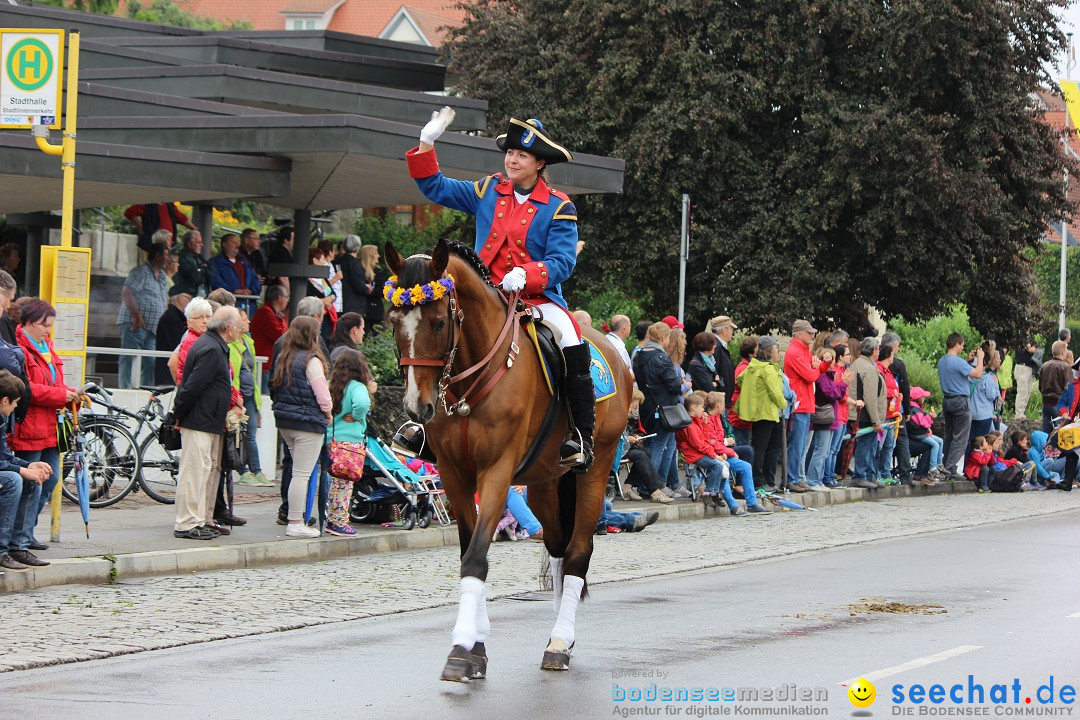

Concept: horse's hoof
[[541, 638, 573, 671], [470, 641, 488, 679], [440, 645, 474, 683], [541, 650, 571, 671]]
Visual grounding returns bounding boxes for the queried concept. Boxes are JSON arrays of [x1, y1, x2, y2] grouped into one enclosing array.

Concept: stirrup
[[559, 428, 593, 469]]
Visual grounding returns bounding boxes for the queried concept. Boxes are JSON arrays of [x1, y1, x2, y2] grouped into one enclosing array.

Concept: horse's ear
[[431, 238, 449, 278], [385, 242, 404, 274]]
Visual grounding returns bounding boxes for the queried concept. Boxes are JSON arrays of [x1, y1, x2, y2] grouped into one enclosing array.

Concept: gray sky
[[1056, 2, 1080, 79]]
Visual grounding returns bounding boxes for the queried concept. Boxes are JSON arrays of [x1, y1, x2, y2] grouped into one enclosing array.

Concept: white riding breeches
[[531, 302, 582, 349]]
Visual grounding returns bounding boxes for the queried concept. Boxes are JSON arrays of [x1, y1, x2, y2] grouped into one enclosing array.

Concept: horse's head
[[385, 239, 454, 424]]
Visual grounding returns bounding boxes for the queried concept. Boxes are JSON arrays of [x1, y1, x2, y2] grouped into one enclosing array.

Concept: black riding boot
[[560, 343, 595, 471]]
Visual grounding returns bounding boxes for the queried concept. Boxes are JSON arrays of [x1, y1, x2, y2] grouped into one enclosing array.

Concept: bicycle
[[59, 396, 142, 509], [60, 383, 180, 507]]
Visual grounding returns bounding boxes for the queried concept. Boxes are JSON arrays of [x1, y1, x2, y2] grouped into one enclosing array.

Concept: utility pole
[[678, 194, 689, 324], [1063, 33, 1075, 333]]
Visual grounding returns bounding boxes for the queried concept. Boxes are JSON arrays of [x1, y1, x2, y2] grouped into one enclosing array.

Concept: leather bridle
[[397, 286, 527, 417]]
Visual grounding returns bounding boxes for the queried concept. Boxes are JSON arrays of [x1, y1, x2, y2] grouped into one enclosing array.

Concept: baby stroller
[[349, 434, 436, 530]]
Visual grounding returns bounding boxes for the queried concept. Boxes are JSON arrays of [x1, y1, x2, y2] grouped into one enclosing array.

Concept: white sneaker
[[285, 523, 320, 538], [673, 488, 692, 498]]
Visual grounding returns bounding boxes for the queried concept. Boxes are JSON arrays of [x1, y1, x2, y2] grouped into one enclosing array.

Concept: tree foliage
[[446, 0, 1073, 345], [35, 0, 251, 30]]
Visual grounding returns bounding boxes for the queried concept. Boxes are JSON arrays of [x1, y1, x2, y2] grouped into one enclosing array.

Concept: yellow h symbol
[[16, 47, 42, 81]]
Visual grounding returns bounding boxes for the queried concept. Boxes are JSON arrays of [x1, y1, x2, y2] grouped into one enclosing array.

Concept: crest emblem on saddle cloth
[[527, 326, 618, 401]]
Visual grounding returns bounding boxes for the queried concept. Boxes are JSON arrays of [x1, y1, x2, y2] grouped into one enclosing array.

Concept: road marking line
[[840, 645, 983, 687], [1067, 611, 1080, 618]]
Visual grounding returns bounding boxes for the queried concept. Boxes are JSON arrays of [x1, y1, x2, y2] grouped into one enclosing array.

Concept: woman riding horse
[[384, 110, 632, 680], [406, 108, 594, 470]]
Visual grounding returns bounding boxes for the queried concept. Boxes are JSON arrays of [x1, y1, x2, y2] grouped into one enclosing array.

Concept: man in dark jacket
[[338, 235, 368, 316], [155, 287, 191, 385], [173, 231, 210, 297], [882, 332, 912, 483], [709, 315, 738, 396], [0, 269, 16, 345], [1040, 340, 1071, 433], [172, 307, 242, 540]]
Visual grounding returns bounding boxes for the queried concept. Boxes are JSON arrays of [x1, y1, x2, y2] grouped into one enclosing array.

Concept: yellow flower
[[392, 288, 407, 306], [410, 286, 425, 304], [432, 283, 446, 300]]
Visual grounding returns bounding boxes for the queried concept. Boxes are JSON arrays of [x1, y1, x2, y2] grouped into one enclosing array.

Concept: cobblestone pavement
[[1, 492, 1077, 672]]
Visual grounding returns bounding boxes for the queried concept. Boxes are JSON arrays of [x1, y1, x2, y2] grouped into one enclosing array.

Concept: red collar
[[494, 174, 552, 204]]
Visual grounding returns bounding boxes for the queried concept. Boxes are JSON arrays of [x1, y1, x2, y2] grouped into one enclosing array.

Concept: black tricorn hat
[[495, 118, 573, 165]]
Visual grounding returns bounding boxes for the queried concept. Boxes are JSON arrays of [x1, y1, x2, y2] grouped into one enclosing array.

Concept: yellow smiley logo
[[848, 678, 876, 708]]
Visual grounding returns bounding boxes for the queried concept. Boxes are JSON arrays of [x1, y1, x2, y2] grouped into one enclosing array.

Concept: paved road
[[4, 505, 1075, 716]]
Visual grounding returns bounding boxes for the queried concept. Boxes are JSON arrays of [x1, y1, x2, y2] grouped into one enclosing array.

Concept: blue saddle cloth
[[587, 338, 617, 401]]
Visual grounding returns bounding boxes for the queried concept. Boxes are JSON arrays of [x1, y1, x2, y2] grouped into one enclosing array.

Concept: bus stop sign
[[0, 29, 63, 129]]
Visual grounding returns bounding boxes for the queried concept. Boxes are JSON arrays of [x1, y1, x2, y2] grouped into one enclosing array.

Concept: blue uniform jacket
[[406, 147, 578, 308]]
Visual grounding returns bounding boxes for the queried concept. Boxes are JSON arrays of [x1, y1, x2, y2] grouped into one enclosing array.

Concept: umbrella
[[71, 407, 90, 537], [303, 463, 319, 524], [759, 491, 817, 512]]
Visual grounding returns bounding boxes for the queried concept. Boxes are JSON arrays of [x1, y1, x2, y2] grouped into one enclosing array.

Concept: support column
[[191, 203, 214, 259], [289, 209, 311, 319]]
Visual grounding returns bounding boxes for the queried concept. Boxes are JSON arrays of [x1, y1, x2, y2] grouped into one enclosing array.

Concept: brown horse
[[384, 238, 632, 681]]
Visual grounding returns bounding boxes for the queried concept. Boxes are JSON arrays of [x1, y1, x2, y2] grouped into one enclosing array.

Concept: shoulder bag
[[221, 428, 248, 472], [657, 403, 692, 432], [328, 416, 367, 482], [157, 412, 182, 451]]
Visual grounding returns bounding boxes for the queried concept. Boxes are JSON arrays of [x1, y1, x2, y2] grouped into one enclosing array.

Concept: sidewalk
[[0, 479, 976, 592]]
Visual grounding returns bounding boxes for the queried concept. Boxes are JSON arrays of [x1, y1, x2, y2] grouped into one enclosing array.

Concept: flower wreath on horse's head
[[383, 273, 456, 307]]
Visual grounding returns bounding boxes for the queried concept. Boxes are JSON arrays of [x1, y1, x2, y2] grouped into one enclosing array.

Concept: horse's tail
[[556, 471, 589, 601]]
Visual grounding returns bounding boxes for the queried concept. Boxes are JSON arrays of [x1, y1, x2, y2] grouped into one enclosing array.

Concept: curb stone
[[0, 481, 973, 592]]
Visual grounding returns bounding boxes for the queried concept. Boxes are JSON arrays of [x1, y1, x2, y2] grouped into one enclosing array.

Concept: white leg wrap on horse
[[550, 575, 585, 647], [549, 556, 564, 616], [451, 576, 484, 650], [475, 589, 490, 644]]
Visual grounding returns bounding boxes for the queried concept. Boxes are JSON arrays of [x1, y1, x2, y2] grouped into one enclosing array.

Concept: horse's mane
[[398, 241, 501, 304], [446, 241, 494, 288]]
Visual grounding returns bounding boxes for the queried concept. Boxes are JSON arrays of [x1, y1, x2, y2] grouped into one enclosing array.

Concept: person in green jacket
[[325, 348, 378, 537], [734, 336, 787, 486], [229, 309, 270, 486]]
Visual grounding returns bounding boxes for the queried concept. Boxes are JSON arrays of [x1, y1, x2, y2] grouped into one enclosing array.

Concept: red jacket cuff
[[406, 146, 440, 179], [522, 261, 550, 294]]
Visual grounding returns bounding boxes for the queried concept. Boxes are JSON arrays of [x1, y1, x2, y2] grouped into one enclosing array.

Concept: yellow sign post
[[5, 28, 85, 541]]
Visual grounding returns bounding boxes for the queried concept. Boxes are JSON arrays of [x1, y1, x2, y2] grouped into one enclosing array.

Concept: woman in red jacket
[[13, 299, 79, 558]]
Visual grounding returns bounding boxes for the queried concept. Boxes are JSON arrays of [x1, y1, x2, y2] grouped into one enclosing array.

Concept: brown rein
[[397, 288, 528, 416]]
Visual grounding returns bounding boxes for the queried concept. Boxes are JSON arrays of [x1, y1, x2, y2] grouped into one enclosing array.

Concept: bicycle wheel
[[61, 418, 141, 508], [137, 432, 179, 505]]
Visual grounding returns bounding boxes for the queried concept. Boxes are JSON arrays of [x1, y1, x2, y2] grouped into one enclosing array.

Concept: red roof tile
[[281, 0, 343, 13], [118, 0, 466, 37]]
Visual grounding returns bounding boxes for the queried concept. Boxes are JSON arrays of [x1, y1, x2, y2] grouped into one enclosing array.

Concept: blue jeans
[[825, 427, 846, 482], [506, 487, 542, 535], [805, 427, 836, 485], [16, 446, 60, 543], [969, 418, 994, 447], [239, 396, 262, 474], [0, 470, 23, 553], [876, 425, 897, 479], [786, 413, 811, 485], [732, 426, 751, 447], [118, 325, 156, 389], [646, 430, 677, 489], [601, 498, 639, 530], [853, 432, 878, 481]]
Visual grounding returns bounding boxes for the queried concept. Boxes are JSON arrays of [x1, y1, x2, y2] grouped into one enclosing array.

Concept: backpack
[[0, 338, 30, 424], [990, 465, 1025, 493]]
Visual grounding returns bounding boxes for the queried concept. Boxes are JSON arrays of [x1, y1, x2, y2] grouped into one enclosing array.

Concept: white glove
[[420, 106, 456, 145], [501, 267, 526, 292]]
